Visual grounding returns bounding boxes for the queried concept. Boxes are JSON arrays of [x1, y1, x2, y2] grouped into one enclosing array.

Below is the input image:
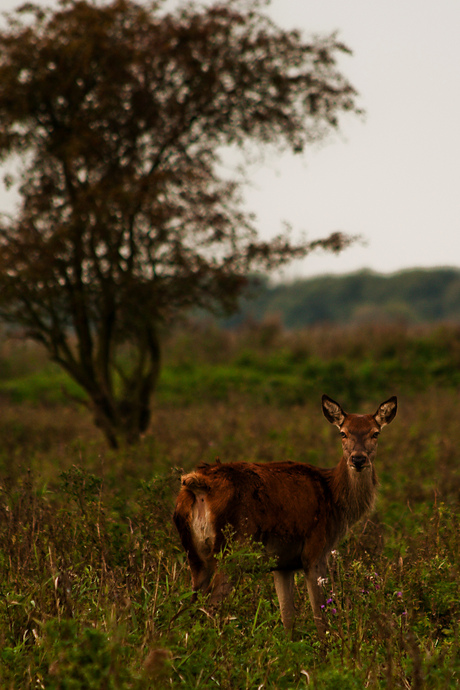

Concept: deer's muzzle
[[351, 455, 368, 471]]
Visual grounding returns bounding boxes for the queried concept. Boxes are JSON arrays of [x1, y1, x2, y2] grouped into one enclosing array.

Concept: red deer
[[173, 394, 397, 635]]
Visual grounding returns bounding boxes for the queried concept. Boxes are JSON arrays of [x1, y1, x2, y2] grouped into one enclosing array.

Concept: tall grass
[[0, 322, 459, 687]]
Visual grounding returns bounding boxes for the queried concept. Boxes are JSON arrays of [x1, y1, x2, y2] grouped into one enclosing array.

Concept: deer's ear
[[374, 396, 397, 427], [322, 395, 346, 428]]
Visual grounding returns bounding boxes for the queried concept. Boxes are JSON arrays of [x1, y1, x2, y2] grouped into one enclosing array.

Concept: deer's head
[[322, 395, 397, 472]]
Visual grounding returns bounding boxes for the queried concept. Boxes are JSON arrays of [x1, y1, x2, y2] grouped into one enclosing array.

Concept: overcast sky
[[1, 0, 459, 279], [244, 0, 460, 278]]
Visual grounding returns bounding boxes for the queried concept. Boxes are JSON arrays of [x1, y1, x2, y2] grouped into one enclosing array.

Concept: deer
[[173, 394, 397, 636]]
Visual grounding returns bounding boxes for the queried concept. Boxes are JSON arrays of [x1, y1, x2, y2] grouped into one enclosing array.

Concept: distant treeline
[[225, 267, 460, 328]]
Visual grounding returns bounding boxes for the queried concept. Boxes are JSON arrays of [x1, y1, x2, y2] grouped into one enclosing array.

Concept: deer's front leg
[[305, 562, 328, 639], [273, 569, 296, 631]]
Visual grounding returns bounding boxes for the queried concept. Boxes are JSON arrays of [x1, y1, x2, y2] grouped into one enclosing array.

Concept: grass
[[0, 322, 459, 687]]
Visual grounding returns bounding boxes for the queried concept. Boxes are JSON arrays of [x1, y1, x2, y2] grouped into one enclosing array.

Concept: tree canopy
[[0, 0, 360, 446]]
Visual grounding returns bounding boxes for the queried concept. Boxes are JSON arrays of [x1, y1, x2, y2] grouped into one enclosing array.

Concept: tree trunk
[[90, 327, 161, 448]]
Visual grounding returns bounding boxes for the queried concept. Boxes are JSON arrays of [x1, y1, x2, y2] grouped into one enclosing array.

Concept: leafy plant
[[0, 323, 459, 687], [0, 0, 357, 447]]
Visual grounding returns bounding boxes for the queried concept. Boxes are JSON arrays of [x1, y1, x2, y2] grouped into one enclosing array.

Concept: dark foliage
[[225, 267, 460, 327], [0, 325, 459, 687], [0, 0, 359, 447]]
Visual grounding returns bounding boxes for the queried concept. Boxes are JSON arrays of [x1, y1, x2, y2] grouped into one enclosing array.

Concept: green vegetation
[[228, 267, 460, 327], [0, 322, 459, 687], [0, 0, 357, 447]]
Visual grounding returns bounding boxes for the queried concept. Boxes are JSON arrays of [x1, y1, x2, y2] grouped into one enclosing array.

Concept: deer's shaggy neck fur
[[332, 457, 378, 529]]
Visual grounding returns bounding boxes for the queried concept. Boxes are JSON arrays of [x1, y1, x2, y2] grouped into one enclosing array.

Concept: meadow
[[0, 320, 459, 688]]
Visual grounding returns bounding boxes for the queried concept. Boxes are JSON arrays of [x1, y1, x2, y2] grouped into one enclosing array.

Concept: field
[[0, 321, 459, 688]]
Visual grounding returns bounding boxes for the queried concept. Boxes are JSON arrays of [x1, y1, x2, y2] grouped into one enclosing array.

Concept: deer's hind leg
[[188, 492, 231, 603], [187, 550, 216, 596]]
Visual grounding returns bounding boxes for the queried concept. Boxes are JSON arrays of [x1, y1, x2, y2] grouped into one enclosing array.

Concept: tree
[[0, 0, 360, 447]]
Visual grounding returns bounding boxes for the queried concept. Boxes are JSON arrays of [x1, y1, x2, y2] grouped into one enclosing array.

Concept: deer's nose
[[351, 455, 367, 471]]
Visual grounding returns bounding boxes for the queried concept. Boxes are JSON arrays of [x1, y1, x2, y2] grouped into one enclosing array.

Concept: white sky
[[245, 0, 460, 278], [1, 0, 459, 279]]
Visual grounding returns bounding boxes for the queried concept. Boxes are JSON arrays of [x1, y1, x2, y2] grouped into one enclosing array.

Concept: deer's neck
[[331, 458, 378, 528]]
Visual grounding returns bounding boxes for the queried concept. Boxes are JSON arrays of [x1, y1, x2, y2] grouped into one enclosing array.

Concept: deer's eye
[[340, 431, 347, 439], [372, 431, 380, 439]]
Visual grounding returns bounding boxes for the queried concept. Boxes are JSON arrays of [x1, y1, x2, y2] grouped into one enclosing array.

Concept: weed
[[0, 323, 459, 687]]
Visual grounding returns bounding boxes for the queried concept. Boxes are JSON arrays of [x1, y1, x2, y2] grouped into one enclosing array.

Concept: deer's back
[[175, 461, 342, 568]]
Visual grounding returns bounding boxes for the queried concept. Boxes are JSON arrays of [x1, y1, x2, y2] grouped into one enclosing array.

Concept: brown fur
[[173, 394, 397, 635]]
